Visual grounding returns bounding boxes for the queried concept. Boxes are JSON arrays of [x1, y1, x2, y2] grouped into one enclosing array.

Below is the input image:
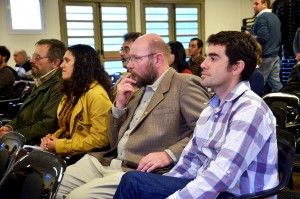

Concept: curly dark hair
[[62, 44, 112, 105], [206, 31, 257, 81], [168, 41, 190, 73]]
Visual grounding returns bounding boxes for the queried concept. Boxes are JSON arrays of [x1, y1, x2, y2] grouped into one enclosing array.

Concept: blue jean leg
[[258, 56, 283, 92], [113, 171, 191, 199], [113, 171, 236, 199]]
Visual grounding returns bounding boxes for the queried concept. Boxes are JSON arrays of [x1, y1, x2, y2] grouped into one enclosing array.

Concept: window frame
[[140, 0, 205, 49], [59, 0, 135, 64]]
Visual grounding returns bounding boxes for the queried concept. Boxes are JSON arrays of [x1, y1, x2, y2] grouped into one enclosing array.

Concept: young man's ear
[[232, 60, 245, 76]]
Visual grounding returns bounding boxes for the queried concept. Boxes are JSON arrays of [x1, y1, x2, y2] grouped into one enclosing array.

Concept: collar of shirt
[[34, 68, 58, 87], [208, 81, 251, 109], [256, 8, 272, 17]]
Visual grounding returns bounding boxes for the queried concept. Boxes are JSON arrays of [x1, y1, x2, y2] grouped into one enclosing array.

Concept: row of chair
[[0, 132, 66, 199]]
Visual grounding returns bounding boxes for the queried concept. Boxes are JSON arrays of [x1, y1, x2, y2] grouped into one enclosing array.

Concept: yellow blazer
[[53, 81, 112, 154]]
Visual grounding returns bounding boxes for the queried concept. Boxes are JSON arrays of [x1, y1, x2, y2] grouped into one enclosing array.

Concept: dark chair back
[[229, 129, 296, 199], [262, 92, 300, 122], [0, 132, 26, 180], [0, 150, 66, 199]]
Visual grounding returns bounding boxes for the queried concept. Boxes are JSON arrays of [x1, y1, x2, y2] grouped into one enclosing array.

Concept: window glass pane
[[176, 36, 194, 48], [66, 6, 93, 20], [101, 6, 129, 53], [146, 28, 169, 36], [175, 7, 199, 47], [101, 7, 127, 21], [103, 38, 124, 45], [146, 22, 169, 29], [103, 22, 128, 30], [146, 7, 168, 14], [68, 38, 95, 46], [145, 7, 168, 21], [9, 0, 42, 30], [104, 61, 126, 75], [65, 5, 95, 47], [67, 22, 94, 29], [176, 8, 197, 14], [66, 6, 93, 13], [67, 30, 94, 36], [176, 28, 198, 35]]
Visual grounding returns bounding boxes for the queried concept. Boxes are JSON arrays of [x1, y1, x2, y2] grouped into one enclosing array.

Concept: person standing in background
[[188, 38, 204, 77], [247, 0, 282, 92], [13, 49, 33, 80]]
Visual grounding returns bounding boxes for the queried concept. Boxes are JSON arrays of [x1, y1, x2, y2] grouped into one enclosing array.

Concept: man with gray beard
[[0, 39, 66, 145]]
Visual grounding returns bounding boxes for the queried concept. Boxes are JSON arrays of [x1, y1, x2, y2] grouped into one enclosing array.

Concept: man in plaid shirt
[[113, 31, 278, 199]]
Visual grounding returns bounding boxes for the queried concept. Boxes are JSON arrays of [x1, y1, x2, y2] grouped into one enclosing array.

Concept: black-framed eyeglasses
[[119, 46, 130, 54], [125, 53, 156, 63], [32, 53, 49, 61]]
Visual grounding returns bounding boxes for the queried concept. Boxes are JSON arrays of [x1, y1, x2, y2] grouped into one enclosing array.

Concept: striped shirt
[[165, 81, 278, 199]]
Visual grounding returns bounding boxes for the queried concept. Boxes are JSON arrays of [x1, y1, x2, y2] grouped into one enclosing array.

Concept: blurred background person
[[112, 32, 143, 101], [187, 37, 204, 77], [0, 46, 16, 96], [168, 41, 192, 74], [13, 49, 33, 80], [249, 42, 265, 96], [40, 44, 112, 156]]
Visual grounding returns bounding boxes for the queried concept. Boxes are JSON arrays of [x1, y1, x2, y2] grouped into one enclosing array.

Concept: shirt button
[[79, 115, 83, 121]]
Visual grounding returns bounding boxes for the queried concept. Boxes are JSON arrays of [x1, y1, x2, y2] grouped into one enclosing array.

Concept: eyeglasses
[[125, 53, 156, 63], [32, 53, 49, 61], [119, 46, 130, 54]]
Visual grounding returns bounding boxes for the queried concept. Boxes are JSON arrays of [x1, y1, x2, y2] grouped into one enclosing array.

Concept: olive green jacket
[[7, 69, 63, 144]]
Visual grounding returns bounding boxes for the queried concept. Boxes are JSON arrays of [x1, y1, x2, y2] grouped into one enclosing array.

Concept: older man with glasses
[[0, 39, 66, 145]]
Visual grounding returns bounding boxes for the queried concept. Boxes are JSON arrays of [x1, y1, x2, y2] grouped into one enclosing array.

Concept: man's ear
[[52, 59, 61, 69], [154, 53, 164, 68], [232, 60, 245, 76]]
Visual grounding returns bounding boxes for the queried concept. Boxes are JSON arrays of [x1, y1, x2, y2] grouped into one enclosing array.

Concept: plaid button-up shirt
[[165, 81, 278, 199]]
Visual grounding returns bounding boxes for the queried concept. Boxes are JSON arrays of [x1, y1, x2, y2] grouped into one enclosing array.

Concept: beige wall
[[0, 0, 256, 66]]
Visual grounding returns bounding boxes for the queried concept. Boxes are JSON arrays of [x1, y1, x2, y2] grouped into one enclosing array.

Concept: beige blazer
[[90, 68, 210, 172]]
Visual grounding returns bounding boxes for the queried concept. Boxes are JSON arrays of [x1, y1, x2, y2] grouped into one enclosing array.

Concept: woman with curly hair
[[40, 44, 112, 156]]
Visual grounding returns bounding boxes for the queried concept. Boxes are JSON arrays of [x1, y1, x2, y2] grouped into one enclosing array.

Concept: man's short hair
[[206, 31, 257, 81], [0, 46, 11, 63], [190, 38, 203, 48], [261, 0, 271, 8], [35, 39, 66, 64], [123, 32, 143, 42]]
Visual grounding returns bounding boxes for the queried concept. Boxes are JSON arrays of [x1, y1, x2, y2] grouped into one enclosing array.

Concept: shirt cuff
[[165, 149, 178, 163], [112, 103, 127, 118]]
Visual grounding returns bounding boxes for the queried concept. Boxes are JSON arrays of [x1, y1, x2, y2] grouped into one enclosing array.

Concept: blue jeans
[[113, 171, 235, 199], [258, 56, 283, 92]]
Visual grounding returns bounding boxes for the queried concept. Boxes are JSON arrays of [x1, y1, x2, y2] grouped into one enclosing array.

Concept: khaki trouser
[[56, 154, 125, 199]]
